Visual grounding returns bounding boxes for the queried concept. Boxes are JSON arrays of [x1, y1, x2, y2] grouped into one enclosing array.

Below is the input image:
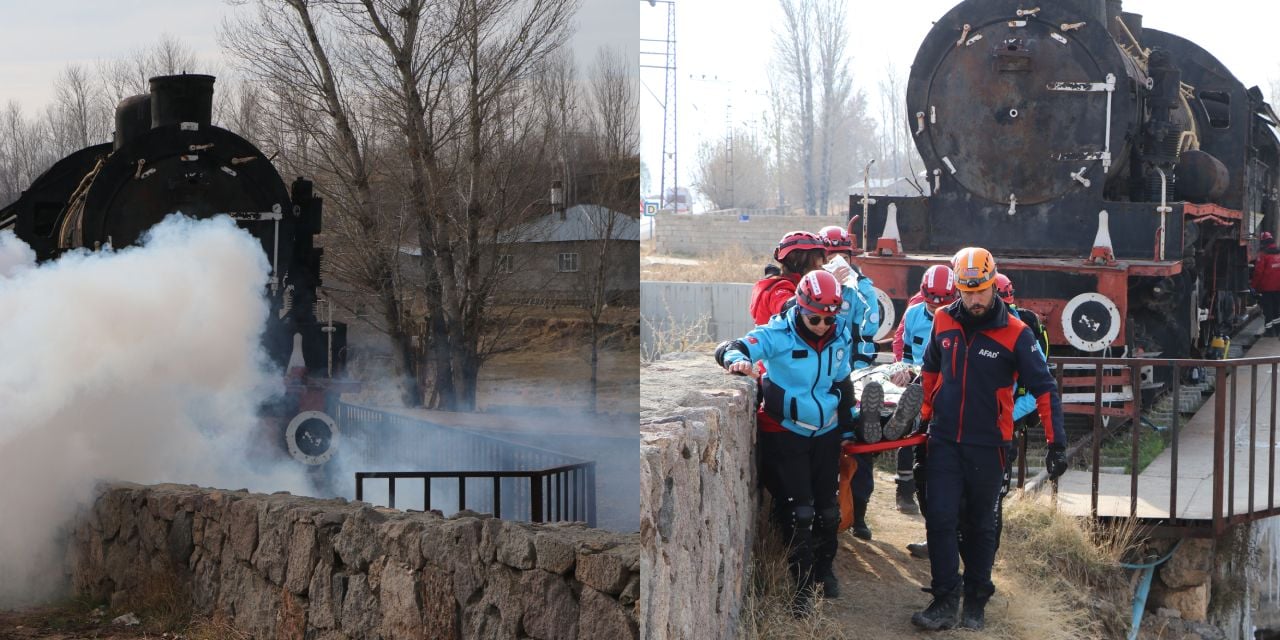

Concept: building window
[[497, 254, 513, 273], [557, 252, 580, 273]]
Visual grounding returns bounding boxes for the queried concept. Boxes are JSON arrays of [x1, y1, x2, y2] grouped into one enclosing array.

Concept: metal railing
[[355, 464, 597, 525], [338, 403, 598, 526], [1015, 354, 1280, 536]]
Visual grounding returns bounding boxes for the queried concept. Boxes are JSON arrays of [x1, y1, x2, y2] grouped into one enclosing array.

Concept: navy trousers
[[924, 435, 1005, 598]]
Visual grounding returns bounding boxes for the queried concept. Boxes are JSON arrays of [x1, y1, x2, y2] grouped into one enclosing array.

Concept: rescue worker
[[905, 272, 1044, 559], [1252, 231, 1280, 337], [911, 247, 1067, 631], [887, 265, 957, 516], [744, 231, 882, 550], [717, 270, 857, 615], [818, 225, 883, 542], [750, 231, 827, 325]]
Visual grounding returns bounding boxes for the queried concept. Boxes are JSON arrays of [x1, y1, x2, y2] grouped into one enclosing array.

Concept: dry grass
[[739, 510, 847, 640], [115, 571, 193, 635], [996, 493, 1141, 639], [185, 611, 253, 640], [641, 311, 712, 362], [641, 245, 768, 284]]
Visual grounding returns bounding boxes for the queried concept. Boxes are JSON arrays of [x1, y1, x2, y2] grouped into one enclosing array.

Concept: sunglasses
[[804, 314, 837, 326]]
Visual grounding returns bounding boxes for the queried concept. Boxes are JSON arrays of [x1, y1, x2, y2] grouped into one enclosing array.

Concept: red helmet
[[774, 231, 825, 262], [818, 225, 853, 254], [920, 265, 958, 305], [994, 273, 1015, 304], [796, 270, 843, 315]]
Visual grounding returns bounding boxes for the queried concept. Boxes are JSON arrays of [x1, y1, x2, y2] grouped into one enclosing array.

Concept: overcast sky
[[0, 0, 635, 109], [640, 0, 1280, 207]]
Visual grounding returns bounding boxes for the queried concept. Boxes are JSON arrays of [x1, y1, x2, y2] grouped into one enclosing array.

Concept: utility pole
[[641, 0, 677, 211]]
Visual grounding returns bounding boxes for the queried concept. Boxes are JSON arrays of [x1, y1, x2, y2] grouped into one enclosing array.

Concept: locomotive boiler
[[0, 74, 349, 466], [852, 0, 1280, 361]]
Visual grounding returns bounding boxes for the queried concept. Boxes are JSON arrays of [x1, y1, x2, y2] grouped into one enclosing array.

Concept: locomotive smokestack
[[149, 74, 215, 129]]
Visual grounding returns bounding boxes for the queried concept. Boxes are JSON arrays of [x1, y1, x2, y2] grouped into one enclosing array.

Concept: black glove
[[1044, 444, 1068, 480], [714, 340, 733, 368]]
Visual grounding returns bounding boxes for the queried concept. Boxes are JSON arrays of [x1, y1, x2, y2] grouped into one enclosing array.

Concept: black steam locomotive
[[0, 74, 348, 465], [852, 0, 1280, 361]]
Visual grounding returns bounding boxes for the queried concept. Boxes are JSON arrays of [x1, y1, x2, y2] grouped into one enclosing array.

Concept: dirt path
[[0, 609, 148, 640], [826, 469, 1035, 640]]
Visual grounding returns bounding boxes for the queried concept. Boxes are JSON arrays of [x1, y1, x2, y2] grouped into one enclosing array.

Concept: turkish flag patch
[[747, 337, 759, 344]]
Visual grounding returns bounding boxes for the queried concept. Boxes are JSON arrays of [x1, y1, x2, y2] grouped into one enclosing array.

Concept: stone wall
[[639, 351, 757, 639], [654, 213, 847, 256], [70, 483, 638, 640], [1142, 522, 1275, 640]]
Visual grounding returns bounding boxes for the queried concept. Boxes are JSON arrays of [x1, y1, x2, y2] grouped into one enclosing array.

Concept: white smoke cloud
[[0, 230, 35, 278], [0, 215, 309, 607]]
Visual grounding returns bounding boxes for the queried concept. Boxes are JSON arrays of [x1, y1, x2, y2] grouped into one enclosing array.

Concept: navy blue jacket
[[920, 298, 1065, 447]]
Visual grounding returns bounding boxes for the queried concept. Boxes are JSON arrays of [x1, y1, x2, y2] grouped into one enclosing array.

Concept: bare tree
[[766, 69, 788, 210], [224, 0, 578, 410], [692, 129, 773, 209], [813, 0, 850, 214], [774, 0, 816, 215], [51, 65, 108, 152], [582, 46, 638, 410], [223, 0, 428, 405], [874, 62, 922, 185]]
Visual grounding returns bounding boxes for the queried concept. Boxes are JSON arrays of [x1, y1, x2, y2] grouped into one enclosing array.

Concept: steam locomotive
[[852, 0, 1280, 361], [0, 74, 349, 466]]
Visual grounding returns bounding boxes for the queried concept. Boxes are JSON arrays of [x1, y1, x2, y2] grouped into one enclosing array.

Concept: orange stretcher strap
[[842, 433, 926, 455]]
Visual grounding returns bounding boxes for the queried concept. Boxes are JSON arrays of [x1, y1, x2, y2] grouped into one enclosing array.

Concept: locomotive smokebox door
[[911, 13, 1127, 206]]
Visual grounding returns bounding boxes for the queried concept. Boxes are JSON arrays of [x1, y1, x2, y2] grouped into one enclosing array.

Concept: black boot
[[789, 569, 817, 617], [883, 383, 923, 440], [812, 507, 840, 599], [819, 570, 840, 599], [858, 381, 884, 443], [852, 499, 872, 540], [895, 478, 919, 514], [960, 596, 988, 630], [960, 585, 993, 630], [911, 588, 961, 630]]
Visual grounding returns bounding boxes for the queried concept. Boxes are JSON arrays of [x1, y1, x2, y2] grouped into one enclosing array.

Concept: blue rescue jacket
[[900, 302, 934, 366], [723, 307, 855, 437], [841, 274, 880, 370]]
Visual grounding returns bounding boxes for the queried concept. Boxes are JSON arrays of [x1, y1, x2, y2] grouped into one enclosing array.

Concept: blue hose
[[1120, 539, 1184, 640]]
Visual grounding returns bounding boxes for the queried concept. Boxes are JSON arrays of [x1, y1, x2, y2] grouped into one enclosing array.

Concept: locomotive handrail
[[1024, 352, 1280, 536]]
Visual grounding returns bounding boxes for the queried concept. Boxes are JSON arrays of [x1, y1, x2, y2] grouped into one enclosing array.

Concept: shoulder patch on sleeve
[[747, 336, 759, 344]]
